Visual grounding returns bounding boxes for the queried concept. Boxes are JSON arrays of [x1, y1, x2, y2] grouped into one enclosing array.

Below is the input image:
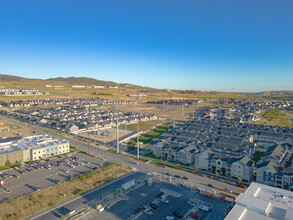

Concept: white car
[[224, 188, 232, 193], [187, 200, 196, 206], [160, 197, 169, 204], [144, 209, 153, 215], [166, 216, 174, 220]]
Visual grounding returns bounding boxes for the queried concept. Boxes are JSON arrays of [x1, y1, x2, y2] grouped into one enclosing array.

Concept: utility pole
[[87, 125, 90, 155], [116, 113, 119, 153], [173, 112, 176, 128], [137, 124, 139, 159]]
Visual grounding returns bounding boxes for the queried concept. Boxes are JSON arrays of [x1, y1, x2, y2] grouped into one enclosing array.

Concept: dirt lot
[[97, 102, 204, 121], [0, 120, 41, 138], [78, 128, 134, 143]]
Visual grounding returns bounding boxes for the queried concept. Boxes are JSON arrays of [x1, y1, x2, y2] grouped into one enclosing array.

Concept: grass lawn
[[263, 110, 293, 128], [108, 149, 122, 155], [131, 157, 148, 162], [0, 163, 131, 220], [213, 104, 238, 108], [129, 124, 170, 146], [143, 152, 161, 159], [253, 150, 265, 163], [120, 120, 162, 131]]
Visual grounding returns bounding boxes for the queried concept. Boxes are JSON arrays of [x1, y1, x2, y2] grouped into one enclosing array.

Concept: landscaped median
[[0, 163, 131, 220]]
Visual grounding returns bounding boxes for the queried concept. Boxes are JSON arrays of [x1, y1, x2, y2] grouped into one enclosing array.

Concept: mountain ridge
[[0, 74, 144, 89]]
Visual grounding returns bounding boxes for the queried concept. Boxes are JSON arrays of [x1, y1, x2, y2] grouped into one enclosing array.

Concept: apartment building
[[0, 135, 70, 165], [194, 149, 254, 181]]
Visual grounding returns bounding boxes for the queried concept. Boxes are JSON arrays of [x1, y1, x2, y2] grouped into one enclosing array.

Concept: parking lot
[[0, 152, 105, 203], [86, 178, 231, 220]]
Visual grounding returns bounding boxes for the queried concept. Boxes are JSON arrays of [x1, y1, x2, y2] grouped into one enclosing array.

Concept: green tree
[[5, 160, 11, 167], [237, 178, 242, 184], [215, 172, 220, 178], [194, 166, 199, 173]]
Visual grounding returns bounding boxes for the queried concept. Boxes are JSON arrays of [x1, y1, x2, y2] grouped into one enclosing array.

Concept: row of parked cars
[[165, 173, 189, 180]]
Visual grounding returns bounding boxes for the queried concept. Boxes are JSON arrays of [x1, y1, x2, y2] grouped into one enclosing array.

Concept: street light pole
[[137, 124, 139, 159], [116, 113, 119, 153]]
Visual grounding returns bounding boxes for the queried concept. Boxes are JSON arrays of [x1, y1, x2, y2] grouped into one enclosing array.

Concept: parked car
[[237, 184, 246, 188], [199, 205, 211, 212], [208, 184, 213, 187], [183, 176, 189, 180], [224, 188, 232, 193], [33, 186, 41, 191], [160, 197, 169, 204], [150, 203, 159, 210], [173, 211, 183, 219], [166, 216, 174, 220], [187, 200, 196, 206], [174, 175, 181, 179], [144, 209, 153, 215], [133, 207, 143, 214]]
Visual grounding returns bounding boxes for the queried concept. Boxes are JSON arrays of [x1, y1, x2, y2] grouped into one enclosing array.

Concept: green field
[[120, 120, 162, 131], [263, 110, 293, 128], [129, 124, 170, 145], [143, 152, 160, 159]]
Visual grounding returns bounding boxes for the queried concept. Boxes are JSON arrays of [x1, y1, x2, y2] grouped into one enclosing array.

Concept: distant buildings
[[127, 93, 148, 97], [225, 182, 293, 220], [0, 90, 49, 95], [0, 135, 69, 166], [72, 85, 86, 88]]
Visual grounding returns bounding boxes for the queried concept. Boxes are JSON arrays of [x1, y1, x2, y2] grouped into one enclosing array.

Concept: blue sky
[[0, 0, 292, 92]]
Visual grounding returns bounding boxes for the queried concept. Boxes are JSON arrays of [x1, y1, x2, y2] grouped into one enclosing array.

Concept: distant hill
[[0, 74, 26, 82], [0, 74, 144, 89], [256, 91, 293, 97]]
